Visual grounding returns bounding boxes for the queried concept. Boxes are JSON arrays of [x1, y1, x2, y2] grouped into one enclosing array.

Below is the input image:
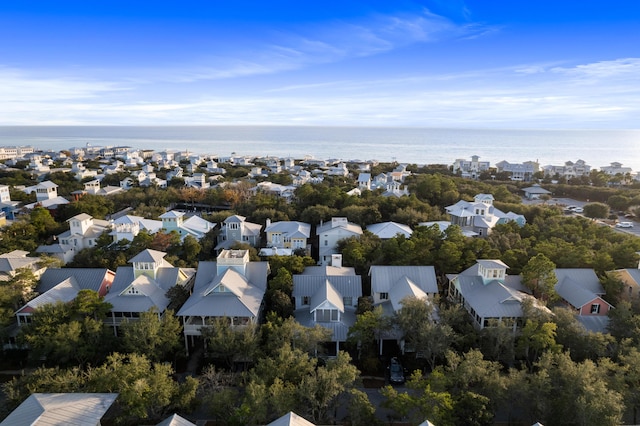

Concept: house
[[599, 162, 632, 176], [177, 249, 269, 354], [369, 265, 439, 354], [157, 414, 197, 426], [367, 221, 412, 240], [0, 393, 118, 426], [15, 267, 115, 326], [267, 412, 316, 426], [543, 159, 591, 178], [111, 214, 163, 243], [260, 219, 311, 256], [104, 249, 196, 335], [357, 173, 371, 190], [495, 160, 539, 182], [380, 179, 410, 197], [608, 259, 640, 300], [317, 217, 363, 266], [447, 259, 545, 330], [0, 250, 47, 282], [23, 180, 70, 210], [445, 194, 526, 237], [37, 213, 110, 264], [216, 215, 262, 251], [452, 155, 490, 179], [0, 184, 20, 220], [325, 162, 349, 177], [292, 264, 362, 355], [159, 210, 216, 241], [522, 184, 552, 200], [553, 269, 612, 316]]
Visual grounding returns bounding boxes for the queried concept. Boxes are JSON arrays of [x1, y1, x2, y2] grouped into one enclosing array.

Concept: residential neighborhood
[[0, 144, 640, 425]]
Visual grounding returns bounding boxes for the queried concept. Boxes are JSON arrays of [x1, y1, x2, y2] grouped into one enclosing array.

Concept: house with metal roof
[[317, 217, 363, 266], [553, 269, 612, 317], [0, 250, 47, 282], [521, 184, 552, 200], [260, 219, 311, 256], [156, 413, 197, 426], [445, 194, 526, 237], [447, 259, 545, 330], [110, 214, 163, 243], [37, 213, 111, 264], [215, 214, 262, 251], [177, 249, 269, 354], [104, 249, 195, 335], [292, 267, 362, 355], [267, 412, 316, 426], [23, 180, 70, 210], [0, 393, 118, 426], [366, 221, 413, 239], [159, 210, 216, 241], [15, 267, 115, 327], [609, 263, 640, 300]]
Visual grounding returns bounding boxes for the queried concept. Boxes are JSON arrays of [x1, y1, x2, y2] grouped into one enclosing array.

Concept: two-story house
[[292, 263, 362, 356], [177, 249, 269, 354], [260, 219, 311, 256], [216, 215, 262, 251], [317, 217, 363, 266], [445, 194, 526, 237], [447, 259, 545, 330], [104, 249, 196, 335], [159, 210, 216, 241], [37, 213, 111, 264]]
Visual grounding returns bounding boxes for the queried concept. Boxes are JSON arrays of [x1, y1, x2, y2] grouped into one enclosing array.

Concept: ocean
[[0, 126, 638, 172]]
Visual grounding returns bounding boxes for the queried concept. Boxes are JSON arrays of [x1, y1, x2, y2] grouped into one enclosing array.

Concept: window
[[302, 296, 310, 305], [316, 309, 338, 323], [228, 223, 239, 230], [343, 296, 353, 307], [590, 304, 600, 314], [324, 239, 328, 246], [492, 270, 499, 278], [380, 292, 389, 300]]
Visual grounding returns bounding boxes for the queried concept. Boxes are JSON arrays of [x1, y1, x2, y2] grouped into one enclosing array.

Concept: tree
[[119, 308, 183, 362], [259, 315, 332, 358], [18, 290, 115, 366], [583, 202, 610, 220], [381, 370, 455, 424], [347, 306, 392, 371], [395, 296, 455, 370], [521, 253, 558, 303], [201, 317, 258, 369]]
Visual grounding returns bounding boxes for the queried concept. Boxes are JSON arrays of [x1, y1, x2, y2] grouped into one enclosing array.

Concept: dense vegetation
[[1, 164, 640, 424]]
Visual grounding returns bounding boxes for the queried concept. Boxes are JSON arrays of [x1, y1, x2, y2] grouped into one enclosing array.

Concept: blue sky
[[1, 0, 639, 127]]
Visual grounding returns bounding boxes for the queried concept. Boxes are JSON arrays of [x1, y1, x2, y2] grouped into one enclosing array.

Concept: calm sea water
[[0, 126, 638, 172]]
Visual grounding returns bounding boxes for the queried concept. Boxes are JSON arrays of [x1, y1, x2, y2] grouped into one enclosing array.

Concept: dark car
[[389, 357, 405, 384]]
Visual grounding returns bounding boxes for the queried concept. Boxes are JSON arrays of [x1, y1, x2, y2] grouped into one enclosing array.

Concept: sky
[[1, 0, 639, 128]]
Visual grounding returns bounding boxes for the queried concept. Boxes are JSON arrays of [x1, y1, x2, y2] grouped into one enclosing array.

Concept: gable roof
[[37, 268, 114, 294], [177, 261, 268, 318], [265, 221, 311, 238], [156, 413, 197, 426], [128, 249, 168, 264], [0, 393, 118, 426], [554, 269, 608, 309], [369, 265, 438, 295], [267, 412, 316, 426], [310, 279, 345, 312], [17, 277, 80, 314], [366, 221, 413, 239]]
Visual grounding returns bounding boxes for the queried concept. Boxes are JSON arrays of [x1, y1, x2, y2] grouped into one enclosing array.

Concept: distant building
[[495, 160, 539, 181], [543, 159, 591, 178], [317, 217, 363, 266], [452, 155, 490, 179], [445, 194, 526, 237]]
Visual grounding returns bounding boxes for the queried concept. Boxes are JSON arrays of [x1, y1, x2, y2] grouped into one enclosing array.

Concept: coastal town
[[1, 143, 640, 426]]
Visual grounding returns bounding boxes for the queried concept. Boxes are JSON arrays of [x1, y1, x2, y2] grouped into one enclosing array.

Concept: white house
[[177, 249, 269, 354], [445, 194, 526, 237], [37, 213, 111, 264], [159, 210, 216, 241], [261, 219, 311, 256], [317, 217, 363, 266], [292, 265, 362, 356], [216, 215, 262, 251]]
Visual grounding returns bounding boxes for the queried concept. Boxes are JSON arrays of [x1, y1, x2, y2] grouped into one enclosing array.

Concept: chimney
[[266, 218, 271, 228], [331, 254, 342, 268]]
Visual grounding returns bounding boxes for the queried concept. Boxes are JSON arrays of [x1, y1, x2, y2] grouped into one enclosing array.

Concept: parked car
[[572, 207, 584, 213], [616, 222, 634, 228], [389, 357, 405, 384]]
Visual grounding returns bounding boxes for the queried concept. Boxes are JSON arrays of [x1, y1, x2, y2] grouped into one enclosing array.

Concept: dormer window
[[228, 223, 239, 230]]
